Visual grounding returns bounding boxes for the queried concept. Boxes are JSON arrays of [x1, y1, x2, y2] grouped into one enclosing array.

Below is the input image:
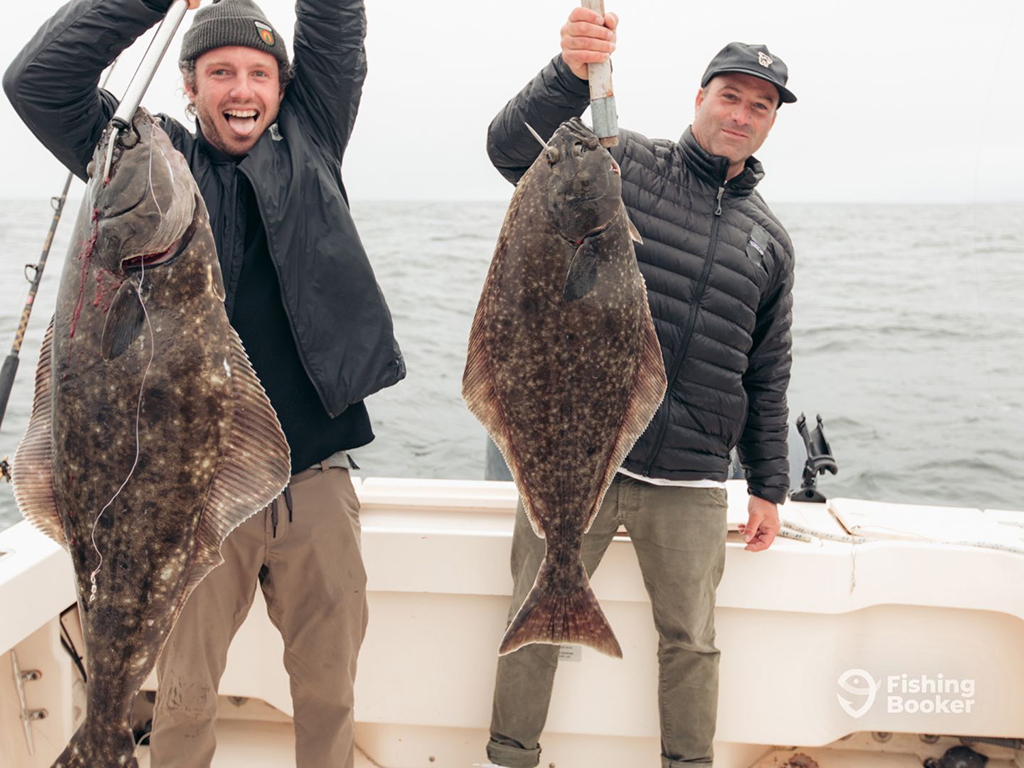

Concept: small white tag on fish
[[559, 645, 583, 662]]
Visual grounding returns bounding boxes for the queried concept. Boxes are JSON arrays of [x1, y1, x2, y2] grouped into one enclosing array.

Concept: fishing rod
[[0, 0, 190, 481], [0, 172, 71, 433], [0, 58, 123, 439], [581, 0, 618, 147], [103, 0, 190, 182]]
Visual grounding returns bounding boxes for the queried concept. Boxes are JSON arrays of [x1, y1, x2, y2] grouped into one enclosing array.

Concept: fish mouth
[[579, 218, 614, 241], [573, 192, 609, 204], [565, 216, 617, 247], [120, 211, 198, 274]]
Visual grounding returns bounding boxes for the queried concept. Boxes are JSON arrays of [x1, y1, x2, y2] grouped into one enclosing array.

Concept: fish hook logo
[[758, 52, 774, 68], [255, 21, 275, 47], [837, 668, 879, 719]]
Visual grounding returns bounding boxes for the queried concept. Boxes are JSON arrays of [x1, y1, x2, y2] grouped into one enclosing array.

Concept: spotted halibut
[[12, 109, 290, 767], [463, 118, 667, 658]]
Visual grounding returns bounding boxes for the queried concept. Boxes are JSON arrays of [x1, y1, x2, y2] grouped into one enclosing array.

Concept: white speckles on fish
[[463, 119, 666, 658], [11, 109, 290, 767]]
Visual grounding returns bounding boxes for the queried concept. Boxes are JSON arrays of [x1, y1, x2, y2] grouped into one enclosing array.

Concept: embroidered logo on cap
[[255, 21, 275, 46], [758, 52, 773, 68]]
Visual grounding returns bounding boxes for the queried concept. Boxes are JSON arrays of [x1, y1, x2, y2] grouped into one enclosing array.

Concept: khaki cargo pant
[[487, 474, 728, 768], [149, 464, 367, 768]]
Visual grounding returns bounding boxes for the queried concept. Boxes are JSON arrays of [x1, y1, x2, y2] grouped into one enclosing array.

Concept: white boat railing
[[2, 478, 1023, 768]]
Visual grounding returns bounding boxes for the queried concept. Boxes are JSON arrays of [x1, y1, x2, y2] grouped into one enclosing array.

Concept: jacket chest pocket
[[745, 224, 770, 274], [742, 223, 773, 312]]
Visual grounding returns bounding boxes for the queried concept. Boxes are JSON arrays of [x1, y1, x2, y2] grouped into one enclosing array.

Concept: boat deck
[[137, 721, 303, 767], [130, 697, 1024, 768]]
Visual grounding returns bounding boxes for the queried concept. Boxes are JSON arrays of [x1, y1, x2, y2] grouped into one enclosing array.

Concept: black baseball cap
[[701, 42, 797, 105]]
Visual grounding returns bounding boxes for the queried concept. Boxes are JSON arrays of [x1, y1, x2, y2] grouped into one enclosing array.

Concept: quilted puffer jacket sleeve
[[487, 55, 592, 185], [736, 236, 795, 504]]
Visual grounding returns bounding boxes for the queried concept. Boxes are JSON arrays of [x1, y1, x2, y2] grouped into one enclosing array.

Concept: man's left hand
[[739, 495, 779, 552]]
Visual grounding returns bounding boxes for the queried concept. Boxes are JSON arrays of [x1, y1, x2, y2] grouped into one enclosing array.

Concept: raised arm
[[287, 0, 366, 162], [3, 0, 178, 180], [487, 7, 618, 184]]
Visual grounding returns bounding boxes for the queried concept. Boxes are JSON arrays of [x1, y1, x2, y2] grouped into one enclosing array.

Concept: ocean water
[[1, 198, 1022, 532]]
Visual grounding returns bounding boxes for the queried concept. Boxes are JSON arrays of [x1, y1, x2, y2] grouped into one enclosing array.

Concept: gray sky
[[1, 0, 1022, 202]]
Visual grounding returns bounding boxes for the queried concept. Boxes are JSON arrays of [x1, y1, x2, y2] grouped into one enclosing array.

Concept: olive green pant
[[149, 465, 367, 768], [487, 474, 728, 768]]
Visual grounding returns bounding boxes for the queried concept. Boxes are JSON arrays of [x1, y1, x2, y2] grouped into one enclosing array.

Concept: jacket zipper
[[237, 166, 338, 418], [641, 183, 726, 476]]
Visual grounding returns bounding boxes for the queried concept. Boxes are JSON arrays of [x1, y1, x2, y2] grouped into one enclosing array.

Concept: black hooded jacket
[[488, 56, 795, 503], [4, 0, 405, 470]]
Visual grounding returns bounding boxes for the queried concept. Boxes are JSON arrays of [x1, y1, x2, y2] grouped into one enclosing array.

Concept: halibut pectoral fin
[[100, 281, 146, 361], [11, 318, 66, 548], [584, 280, 667, 533], [186, 327, 291, 592], [625, 208, 643, 244], [499, 559, 623, 659], [563, 238, 601, 303]]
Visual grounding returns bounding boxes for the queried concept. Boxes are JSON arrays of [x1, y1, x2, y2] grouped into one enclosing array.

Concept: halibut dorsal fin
[[12, 318, 65, 548], [461, 186, 546, 538], [185, 328, 291, 592]]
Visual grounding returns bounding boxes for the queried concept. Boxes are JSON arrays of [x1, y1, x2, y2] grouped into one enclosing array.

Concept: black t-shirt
[[228, 172, 374, 474]]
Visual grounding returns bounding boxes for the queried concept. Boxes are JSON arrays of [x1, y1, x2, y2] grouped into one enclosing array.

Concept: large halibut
[[463, 118, 667, 658], [12, 109, 290, 767]]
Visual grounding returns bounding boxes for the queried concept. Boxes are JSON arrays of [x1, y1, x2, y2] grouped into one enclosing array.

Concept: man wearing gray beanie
[[481, 7, 795, 768], [5, 0, 404, 766]]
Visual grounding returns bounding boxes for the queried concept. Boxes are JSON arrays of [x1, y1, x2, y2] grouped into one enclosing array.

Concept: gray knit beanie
[[180, 0, 289, 69]]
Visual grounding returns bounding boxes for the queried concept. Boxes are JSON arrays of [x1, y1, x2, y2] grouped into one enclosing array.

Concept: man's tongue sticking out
[[226, 109, 258, 137]]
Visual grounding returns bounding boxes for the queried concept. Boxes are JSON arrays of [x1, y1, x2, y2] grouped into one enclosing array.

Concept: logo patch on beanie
[[757, 52, 773, 68], [255, 21, 275, 46]]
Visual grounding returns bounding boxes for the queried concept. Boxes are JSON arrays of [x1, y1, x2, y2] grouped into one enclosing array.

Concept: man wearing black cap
[[483, 8, 796, 768], [5, 0, 403, 766]]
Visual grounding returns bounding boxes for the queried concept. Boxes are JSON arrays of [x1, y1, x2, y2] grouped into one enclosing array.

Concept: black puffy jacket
[[488, 56, 795, 503], [4, 0, 404, 420]]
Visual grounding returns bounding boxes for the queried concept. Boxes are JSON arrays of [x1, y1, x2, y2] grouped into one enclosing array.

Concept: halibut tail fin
[[498, 561, 622, 658], [51, 720, 137, 768]]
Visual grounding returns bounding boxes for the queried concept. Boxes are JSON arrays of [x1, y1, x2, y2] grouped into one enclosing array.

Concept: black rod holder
[[789, 413, 838, 503]]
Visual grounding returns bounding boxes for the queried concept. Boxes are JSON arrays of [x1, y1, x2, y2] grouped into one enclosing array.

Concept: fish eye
[[574, 142, 587, 158], [545, 145, 561, 164]]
